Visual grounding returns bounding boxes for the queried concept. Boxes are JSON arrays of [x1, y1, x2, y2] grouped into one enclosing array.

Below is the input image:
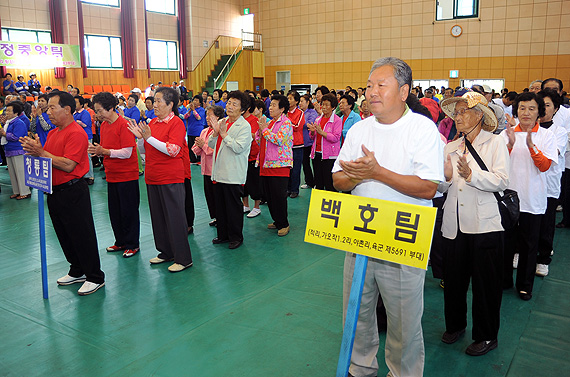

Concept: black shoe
[[209, 219, 217, 227], [85, 178, 94, 185], [439, 279, 445, 289], [228, 240, 243, 249], [102, 176, 106, 180], [519, 291, 532, 301], [556, 222, 566, 228], [187, 226, 194, 234], [466, 339, 498, 356], [441, 328, 465, 344], [138, 171, 144, 176], [212, 237, 229, 244], [289, 192, 299, 198]]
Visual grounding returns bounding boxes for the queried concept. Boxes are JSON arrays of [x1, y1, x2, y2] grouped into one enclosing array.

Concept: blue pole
[[336, 254, 368, 377], [38, 190, 49, 299]]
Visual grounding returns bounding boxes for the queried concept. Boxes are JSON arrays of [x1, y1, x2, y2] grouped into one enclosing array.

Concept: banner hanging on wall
[[0, 41, 81, 68]]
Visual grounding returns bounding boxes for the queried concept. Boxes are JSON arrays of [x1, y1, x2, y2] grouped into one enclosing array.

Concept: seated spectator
[[28, 73, 42, 96], [3, 73, 16, 94], [14, 75, 31, 96]]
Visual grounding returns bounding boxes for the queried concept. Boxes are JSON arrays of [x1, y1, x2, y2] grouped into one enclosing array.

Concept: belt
[[52, 178, 81, 193]]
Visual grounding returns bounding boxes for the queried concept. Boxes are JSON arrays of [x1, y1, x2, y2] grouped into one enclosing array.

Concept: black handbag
[[464, 139, 520, 230]]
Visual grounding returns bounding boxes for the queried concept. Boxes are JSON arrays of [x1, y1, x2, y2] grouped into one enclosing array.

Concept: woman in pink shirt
[[192, 105, 225, 226]]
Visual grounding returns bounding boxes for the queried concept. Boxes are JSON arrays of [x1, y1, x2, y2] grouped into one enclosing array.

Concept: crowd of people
[[2, 62, 570, 376]]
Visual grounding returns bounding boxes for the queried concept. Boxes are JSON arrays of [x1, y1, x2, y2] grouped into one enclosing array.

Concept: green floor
[[1, 165, 569, 377]]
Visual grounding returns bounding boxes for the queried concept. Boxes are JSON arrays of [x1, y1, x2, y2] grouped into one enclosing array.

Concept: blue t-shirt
[[144, 109, 156, 123], [3, 79, 15, 93], [18, 113, 31, 131], [123, 106, 141, 124], [186, 106, 206, 136], [214, 100, 226, 109], [14, 81, 28, 94], [73, 109, 93, 139], [35, 112, 56, 146]]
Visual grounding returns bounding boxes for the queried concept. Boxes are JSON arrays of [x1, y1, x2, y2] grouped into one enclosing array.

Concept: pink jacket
[[310, 113, 342, 160], [191, 127, 214, 176]]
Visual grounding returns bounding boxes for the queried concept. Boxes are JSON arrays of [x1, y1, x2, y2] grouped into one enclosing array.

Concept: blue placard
[[25, 155, 52, 194]]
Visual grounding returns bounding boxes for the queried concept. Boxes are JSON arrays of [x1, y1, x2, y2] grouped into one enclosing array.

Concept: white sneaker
[[556, 205, 563, 212], [513, 253, 519, 269], [536, 264, 549, 277], [247, 208, 261, 218], [551, 249, 554, 256], [77, 281, 105, 295], [300, 184, 310, 189], [57, 274, 86, 286], [243, 206, 251, 213]]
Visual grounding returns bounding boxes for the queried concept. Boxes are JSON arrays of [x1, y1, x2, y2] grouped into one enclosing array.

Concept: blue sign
[[25, 155, 52, 194], [449, 70, 459, 78]]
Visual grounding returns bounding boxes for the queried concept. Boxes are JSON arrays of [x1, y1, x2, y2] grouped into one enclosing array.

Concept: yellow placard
[[304, 190, 437, 270]]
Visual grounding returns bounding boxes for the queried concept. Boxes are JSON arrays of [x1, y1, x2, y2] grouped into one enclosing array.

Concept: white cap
[[482, 85, 492, 93], [131, 88, 142, 94]]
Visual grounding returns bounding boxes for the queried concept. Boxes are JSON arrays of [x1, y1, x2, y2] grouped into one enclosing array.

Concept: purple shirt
[[303, 108, 318, 147]]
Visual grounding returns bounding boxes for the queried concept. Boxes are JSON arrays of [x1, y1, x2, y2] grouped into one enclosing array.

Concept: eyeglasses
[[452, 108, 470, 118]]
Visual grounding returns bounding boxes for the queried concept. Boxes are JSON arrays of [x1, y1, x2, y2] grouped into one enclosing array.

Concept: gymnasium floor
[[1, 164, 569, 377]]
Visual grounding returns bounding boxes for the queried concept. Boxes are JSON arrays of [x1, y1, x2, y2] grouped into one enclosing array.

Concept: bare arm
[[20, 135, 78, 173]]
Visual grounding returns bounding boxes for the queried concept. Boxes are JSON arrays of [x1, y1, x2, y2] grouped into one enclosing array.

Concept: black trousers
[[302, 146, 314, 187], [47, 179, 105, 284], [188, 135, 200, 163], [203, 175, 216, 219], [262, 175, 289, 229], [147, 183, 192, 265], [214, 183, 244, 242], [538, 197, 557, 265], [561, 169, 570, 225], [107, 179, 140, 249], [312, 152, 335, 191], [443, 230, 503, 341], [184, 178, 195, 227], [504, 212, 541, 293], [430, 195, 445, 279], [243, 161, 262, 200]]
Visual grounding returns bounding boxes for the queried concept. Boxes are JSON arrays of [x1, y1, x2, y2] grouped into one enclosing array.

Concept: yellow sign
[[304, 190, 437, 270]]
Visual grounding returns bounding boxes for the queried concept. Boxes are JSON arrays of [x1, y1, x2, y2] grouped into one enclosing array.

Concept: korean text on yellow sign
[[0, 41, 80, 69], [304, 190, 437, 270]]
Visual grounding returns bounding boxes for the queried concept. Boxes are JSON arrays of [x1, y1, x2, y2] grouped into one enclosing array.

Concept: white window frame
[[81, 0, 120, 8], [436, 0, 479, 21], [84, 35, 123, 69], [148, 39, 179, 70], [145, 0, 176, 16], [1, 28, 52, 44]]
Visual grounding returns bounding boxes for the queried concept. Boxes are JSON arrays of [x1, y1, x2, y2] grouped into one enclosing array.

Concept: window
[[145, 0, 175, 15], [436, 0, 479, 21], [1, 28, 51, 44], [413, 80, 449, 90], [84, 35, 123, 68], [462, 79, 505, 94], [81, 0, 119, 7], [148, 40, 178, 70]]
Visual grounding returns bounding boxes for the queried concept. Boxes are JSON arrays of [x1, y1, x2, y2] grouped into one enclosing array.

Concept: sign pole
[[336, 254, 368, 377], [38, 190, 48, 299]]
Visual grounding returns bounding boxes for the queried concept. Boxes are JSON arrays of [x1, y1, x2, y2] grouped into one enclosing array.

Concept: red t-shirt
[[87, 108, 97, 135], [259, 131, 290, 177], [245, 114, 259, 161], [215, 121, 234, 159], [144, 115, 186, 185], [44, 121, 89, 186], [287, 108, 305, 146], [315, 116, 329, 153], [100, 115, 139, 183]]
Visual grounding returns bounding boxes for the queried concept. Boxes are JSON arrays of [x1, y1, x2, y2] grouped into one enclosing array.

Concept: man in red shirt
[[89, 92, 140, 258], [20, 92, 105, 296]]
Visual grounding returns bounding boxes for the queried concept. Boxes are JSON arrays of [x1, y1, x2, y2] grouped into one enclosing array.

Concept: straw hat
[[440, 91, 498, 133]]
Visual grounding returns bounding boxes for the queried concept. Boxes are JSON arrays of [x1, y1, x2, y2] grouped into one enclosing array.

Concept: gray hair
[[529, 79, 543, 88], [369, 57, 412, 92]]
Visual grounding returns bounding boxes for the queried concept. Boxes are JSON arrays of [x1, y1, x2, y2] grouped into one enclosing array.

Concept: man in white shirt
[[492, 91, 517, 119], [333, 57, 444, 377]]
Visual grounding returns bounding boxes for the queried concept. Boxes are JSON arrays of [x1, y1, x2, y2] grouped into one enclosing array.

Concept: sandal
[[10, 194, 19, 199], [16, 194, 31, 200]]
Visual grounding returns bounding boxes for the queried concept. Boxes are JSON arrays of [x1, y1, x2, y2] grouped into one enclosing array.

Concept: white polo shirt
[[500, 124, 558, 214]]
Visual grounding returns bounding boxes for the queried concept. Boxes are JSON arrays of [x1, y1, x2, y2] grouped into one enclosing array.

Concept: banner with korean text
[[305, 190, 437, 270], [0, 41, 80, 68]]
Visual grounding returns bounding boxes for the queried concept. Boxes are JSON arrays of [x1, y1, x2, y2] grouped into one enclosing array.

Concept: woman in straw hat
[[437, 91, 510, 356]]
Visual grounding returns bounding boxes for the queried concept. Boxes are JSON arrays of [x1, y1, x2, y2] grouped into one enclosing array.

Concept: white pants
[[7, 155, 31, 196], [343, 252, 425, 377]]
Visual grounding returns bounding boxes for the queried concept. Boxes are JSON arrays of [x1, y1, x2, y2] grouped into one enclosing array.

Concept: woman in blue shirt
[[74, 95, 95, 184], [122, 94, 141, 123], [0, 101, 31, 199], [14, 75, 31, 96], [142, 96, 156, 123], [3, 73, 16, 94], [184, 95, 207, 163]]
